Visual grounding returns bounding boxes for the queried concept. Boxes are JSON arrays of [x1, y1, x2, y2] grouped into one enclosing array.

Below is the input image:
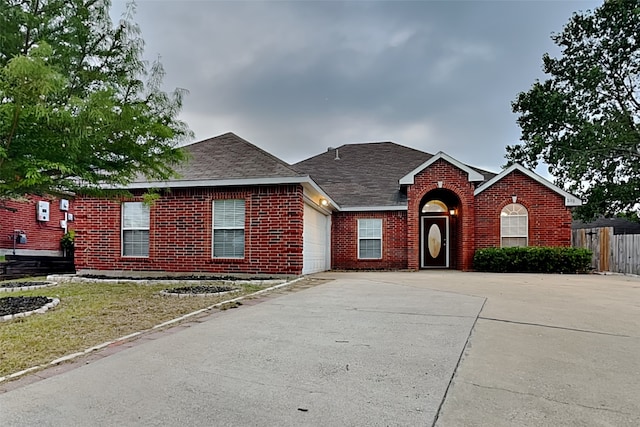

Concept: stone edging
[[159, 289, 240, 298], [0, 282, 58, 293], [47, 274, 285, 287], [0, 277, 303, 384], [1, 298, 60, 322]]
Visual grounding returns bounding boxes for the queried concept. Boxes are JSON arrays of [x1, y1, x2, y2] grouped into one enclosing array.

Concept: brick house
[[73, 133, 581, 276], [1, 195, 72, 257]]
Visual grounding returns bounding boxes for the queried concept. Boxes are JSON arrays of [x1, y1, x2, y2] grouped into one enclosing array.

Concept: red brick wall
[[0, 195, 70, 254], [73, 185, 304, 275], [332, 211, 407, 270], [406, 159, 477, 271], [474, 170, 573, 249]]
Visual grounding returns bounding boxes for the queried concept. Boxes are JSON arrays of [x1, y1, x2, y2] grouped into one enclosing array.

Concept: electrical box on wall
[[37, 201, 50, 221], [60, 199, 69, 211]]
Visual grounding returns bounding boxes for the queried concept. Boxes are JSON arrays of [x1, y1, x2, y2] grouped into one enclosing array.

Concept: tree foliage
[[508, 0, 640, 220], [0, 0, 191, 198]]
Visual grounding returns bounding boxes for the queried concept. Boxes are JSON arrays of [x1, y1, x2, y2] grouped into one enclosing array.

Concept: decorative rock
[[0, 297, 60, 322]]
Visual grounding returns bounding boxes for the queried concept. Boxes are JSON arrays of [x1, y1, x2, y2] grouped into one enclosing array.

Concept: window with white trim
[[213, 199, 245, 258], [501, 203, 528, 247], [358, 218, 382, 259], [122, 202, 150, 257]]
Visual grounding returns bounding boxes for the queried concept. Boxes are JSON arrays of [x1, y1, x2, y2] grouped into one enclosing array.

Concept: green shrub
[[473, 247, 592, 273]]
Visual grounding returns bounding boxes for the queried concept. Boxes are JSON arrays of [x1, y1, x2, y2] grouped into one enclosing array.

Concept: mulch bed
[[0, 296, 53, 316]]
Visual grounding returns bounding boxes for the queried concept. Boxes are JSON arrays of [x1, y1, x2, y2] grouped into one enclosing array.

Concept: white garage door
[[302, 202, 331, 275]]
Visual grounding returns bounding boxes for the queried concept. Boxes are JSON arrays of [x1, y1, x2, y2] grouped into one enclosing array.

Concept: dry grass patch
[[0, 279, 269, 377]]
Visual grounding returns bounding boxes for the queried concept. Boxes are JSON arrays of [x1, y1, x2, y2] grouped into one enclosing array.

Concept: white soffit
[[107, 176, 341, 210], [474, 164, 583, 207], [399, 151, 485, 185], [339, 205, 407, 212]]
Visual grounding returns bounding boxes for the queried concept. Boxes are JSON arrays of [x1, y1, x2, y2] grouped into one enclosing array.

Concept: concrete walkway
[[0, 276, 484, 426]]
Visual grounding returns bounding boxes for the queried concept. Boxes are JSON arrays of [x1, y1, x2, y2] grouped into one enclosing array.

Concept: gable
[[474, 164, 582, 207], [135, 132, 303, 183], [399, 152, 486, 185]]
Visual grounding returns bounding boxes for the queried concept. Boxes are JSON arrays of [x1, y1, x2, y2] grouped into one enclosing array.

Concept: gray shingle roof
[[134, 132, 303, 183], [133, 134, 498, 209], [293, 142, 430, 207], [572, 218, 640, 235], [293, 142, 497, 208]]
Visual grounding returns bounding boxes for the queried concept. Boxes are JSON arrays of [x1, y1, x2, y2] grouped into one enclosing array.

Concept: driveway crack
[[478, 317, 632, 338], [465, 381, 635, 416], [431, 297, 487, 426]]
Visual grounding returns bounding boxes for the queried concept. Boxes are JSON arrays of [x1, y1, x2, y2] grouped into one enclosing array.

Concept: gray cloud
[[111, 0, 602, 171]]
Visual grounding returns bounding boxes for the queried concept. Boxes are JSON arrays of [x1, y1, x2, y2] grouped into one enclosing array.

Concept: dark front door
[[422, 216, 448, 268]]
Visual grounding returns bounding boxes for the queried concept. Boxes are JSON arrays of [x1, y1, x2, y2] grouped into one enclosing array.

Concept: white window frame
[[121, 202, 150, 257], [358, 218, 382, 259], [212, 199, 245, 259], [500, 203, 528, 247]]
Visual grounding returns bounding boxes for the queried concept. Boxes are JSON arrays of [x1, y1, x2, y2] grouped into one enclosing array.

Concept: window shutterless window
[[358, 218, 382, 259], [122, 202, 150, 257], [212, 199, 245, 258], [500, 203, 528, 247]]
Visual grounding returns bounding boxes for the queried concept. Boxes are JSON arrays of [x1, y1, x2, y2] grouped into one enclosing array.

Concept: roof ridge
[[227, 133, 304, 175], [186, 132, 304, 176], [294, 140, 434, 166]]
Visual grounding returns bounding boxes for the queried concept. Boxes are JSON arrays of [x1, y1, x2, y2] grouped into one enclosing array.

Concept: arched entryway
[[419, 190, 461, 269]]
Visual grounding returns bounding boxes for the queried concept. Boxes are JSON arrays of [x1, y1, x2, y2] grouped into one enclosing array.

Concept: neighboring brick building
[[74, 133, 581, 276], [0, 195, 73, 257]]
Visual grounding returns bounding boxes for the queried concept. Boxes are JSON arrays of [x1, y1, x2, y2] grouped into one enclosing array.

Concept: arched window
[[421, 200, 447, 213], [500, 203, 528, 247]]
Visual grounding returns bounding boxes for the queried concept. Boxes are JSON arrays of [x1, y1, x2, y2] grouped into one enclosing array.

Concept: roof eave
[[474, 164, 583, 207], [339, 205, 407, 212], [399, 151, 485, 185], [103, 175, 342, 210]]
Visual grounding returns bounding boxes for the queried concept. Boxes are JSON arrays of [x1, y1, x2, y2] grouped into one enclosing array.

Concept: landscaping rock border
[[47, 274, 285, 287], [1, 297, 60, 322], [0, 281, 58, 293], [160, 285, 240, 298]]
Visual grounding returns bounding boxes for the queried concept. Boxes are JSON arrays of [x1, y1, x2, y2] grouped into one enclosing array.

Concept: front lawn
[[0, 279, 270, 378]]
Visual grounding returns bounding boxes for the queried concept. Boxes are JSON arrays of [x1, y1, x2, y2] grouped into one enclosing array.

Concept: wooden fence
[[572, 227, 640, 275], [0, 255, 75, 280]]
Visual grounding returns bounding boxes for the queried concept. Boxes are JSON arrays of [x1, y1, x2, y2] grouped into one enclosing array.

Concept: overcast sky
[[110, 0, 602, 172]]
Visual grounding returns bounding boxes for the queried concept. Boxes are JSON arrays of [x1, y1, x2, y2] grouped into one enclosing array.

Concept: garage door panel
[[303, 203, 331, 274]]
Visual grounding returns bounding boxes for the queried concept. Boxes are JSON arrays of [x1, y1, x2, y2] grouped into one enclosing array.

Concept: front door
[[422, 216, 448, 268]]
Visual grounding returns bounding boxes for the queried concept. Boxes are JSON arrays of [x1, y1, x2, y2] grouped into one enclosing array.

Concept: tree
[[0, 0, 191, 199], [508, 0, 640, 220]]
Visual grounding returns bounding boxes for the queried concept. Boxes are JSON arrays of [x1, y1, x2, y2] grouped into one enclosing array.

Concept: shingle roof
[[134, 132, 303, 183], [572, 218, 640, 235], [293, 142, 497, 208]]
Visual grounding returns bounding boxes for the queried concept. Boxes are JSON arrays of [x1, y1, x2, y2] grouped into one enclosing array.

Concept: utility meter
[[37, 201, 50, 221]]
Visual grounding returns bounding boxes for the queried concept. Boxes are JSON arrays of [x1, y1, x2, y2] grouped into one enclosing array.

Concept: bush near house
[[473, 247, 592, 273]]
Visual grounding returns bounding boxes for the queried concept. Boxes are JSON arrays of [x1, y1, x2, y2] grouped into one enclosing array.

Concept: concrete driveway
[[1, 272, 639, 426], [320, 271, 640, 427], [0, 275, 484, 426]]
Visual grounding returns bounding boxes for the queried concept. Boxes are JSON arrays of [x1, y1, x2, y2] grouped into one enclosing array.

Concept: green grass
[[0, 279, 268, 377]]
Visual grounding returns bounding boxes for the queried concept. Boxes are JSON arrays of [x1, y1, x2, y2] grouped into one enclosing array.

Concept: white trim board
[[399, 151, 485, 185], [474, 164, 582, 207]]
